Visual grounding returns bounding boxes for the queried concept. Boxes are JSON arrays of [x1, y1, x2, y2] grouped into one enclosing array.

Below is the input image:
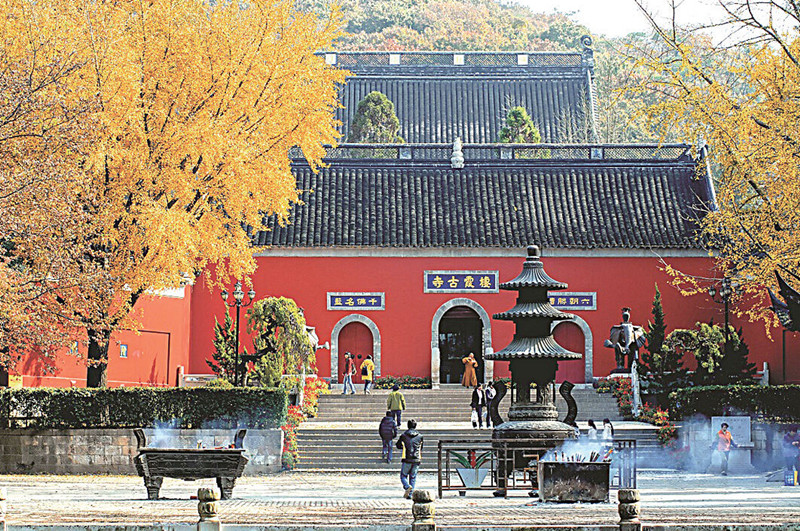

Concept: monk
[[461, 352, 478, 387]]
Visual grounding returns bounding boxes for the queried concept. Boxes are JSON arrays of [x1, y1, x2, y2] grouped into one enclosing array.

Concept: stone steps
[[295, 427, 663, 471], [309, 388, 623, 423], [295, 387, 653, 472]]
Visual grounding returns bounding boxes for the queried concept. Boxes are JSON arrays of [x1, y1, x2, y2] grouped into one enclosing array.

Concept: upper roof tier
[[499, 245, 568, 291], [324, 41, 597, 144], [256, 143, 713, 250]]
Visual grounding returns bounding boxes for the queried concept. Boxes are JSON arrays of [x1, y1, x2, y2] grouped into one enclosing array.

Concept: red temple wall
[[17, 287, 192, 388], [14, 252, 793, 387], [186, 253, 790, 384]]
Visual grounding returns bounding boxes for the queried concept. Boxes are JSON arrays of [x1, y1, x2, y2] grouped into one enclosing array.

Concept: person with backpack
[[378, 410, 398, 463], [396, 419, 424, 499], [342, 353, 356, 395], [360, 354, 375, 394], [387, 384, 406, 426]]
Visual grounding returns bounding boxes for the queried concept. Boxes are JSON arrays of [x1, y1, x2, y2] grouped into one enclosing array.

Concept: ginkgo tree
[[632, 0, 800, 325], [0, 7, 97, 373], [1, 0, 346, 386]]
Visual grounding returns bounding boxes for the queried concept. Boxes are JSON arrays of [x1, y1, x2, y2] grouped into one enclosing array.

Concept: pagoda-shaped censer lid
[[488, 245, 580, 361]]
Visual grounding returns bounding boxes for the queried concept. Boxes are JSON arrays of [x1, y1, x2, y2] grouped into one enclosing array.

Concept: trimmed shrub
[[669, 385, 800, 421], [0, 387, 287, 429], [373, 376, 431, 389]]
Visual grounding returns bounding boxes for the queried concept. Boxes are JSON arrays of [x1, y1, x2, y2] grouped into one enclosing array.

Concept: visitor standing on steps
[[484, 381, 496, 428], [461, 352, 478, 387], [396, 419, 423, 499], [471, 384, 486, 429], [587, 419, 598, 439], [360, 355, 375, 394], [602, 418, 614, 440], [378, 410, 398, 464], [387, 384, 406, 426], [342, 353, 356, 395]]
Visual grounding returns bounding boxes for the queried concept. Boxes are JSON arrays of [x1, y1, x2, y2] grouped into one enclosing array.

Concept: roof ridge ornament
[[450, 137, 464, 169], [581, 35, 594, 68]]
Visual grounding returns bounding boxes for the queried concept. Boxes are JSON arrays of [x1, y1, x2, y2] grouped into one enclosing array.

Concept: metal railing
[[437, 438, 637, 498]]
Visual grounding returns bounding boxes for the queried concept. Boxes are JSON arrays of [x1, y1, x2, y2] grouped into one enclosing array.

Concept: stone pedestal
[[618, 488, 641, 531], [411, 489, 436, 531], [0, 487, 6, 531], [197, 488, 221, 531]]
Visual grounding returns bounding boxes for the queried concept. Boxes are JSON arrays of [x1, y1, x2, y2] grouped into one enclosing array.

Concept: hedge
[[373, 376, 431, 389], [0, 387, 287, 429], [669, 385, 800, 421]]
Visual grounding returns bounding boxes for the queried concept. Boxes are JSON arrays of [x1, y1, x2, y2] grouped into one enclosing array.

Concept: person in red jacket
[[715, 422, 737, 476]]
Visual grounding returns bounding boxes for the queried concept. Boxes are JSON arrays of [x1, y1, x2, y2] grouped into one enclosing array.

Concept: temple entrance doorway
[[438, 306, 483, 385], [553, 320, 586, 383], [338, 321, 373, 384]]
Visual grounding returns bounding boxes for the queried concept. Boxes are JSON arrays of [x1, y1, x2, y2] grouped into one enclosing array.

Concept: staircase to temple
[[304, 386, 623, 424], [296, 387, 664, 472]]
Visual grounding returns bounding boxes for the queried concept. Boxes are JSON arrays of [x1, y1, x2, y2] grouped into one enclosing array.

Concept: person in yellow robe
[[360, 355, 375, 394], [461, 352, 478, 387]]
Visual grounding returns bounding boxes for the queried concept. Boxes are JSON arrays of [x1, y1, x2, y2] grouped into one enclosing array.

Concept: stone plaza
[[1, 470, 799, 529]]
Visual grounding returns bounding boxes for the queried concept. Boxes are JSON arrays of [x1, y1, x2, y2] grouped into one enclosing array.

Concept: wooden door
[[554, 321, 586, 383], [338, 321, 373, 384]]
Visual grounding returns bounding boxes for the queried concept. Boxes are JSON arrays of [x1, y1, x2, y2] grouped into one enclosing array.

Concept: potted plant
[[451, 449, 492, 488]]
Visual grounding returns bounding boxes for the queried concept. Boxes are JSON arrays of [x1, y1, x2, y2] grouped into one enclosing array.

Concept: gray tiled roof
[[256, 150, 710, 249], [330, 51, 595, 143]]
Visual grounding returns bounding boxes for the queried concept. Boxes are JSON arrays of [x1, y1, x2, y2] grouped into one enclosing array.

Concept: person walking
[[341, 353, 356, 395], [360, 354, 375, 394], [396, 419, 423, 499], [602, 418, 614, 440], [379, 410, 398, 464], [783, 425, 800, 473], [471, 383, 486, 429], [714, 422, 737, 476], [484, 382, 496, 428], [461, 352, 478, 387], [387, 384, 406, 426], [587, 419, 598, 440]]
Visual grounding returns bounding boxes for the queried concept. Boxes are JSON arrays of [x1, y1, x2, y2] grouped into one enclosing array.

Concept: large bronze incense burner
[[133, 428, 248, 500], [488, 245, 582, 495]]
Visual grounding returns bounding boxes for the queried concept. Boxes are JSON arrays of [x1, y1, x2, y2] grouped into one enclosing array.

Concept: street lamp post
[[221, 282, 256, 386], [709, 277, 735, 358]]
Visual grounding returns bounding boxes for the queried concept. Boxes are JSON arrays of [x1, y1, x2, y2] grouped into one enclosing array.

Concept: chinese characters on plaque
[[327, 292, 385, 311], [547, 292, 596, 311], [423, 271, 499, 293]]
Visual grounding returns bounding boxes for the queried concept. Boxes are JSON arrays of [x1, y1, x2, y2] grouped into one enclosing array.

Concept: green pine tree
[[499, 106, 542, 143], [640, 284, 688, 394], [347, 91, 404, 143], [719, 327, 758, 385], [640, 283, 666, 378], [207, 310, 249, 384]]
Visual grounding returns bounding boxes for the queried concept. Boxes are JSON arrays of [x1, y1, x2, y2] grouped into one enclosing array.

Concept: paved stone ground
[[1, 470, 799, 526]]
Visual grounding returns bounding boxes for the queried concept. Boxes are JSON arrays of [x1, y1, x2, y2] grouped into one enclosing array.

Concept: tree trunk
[[86, 329, 111, 388]]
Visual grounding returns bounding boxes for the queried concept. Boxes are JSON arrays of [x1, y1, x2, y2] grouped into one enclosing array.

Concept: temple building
[[16, 42, 798, 387]]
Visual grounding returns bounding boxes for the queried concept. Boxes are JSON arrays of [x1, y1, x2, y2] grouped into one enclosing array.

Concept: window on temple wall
[[553, 321, 585, 383]]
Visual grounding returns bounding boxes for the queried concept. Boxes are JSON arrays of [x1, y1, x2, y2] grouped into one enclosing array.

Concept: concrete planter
[[456, 467, 489, 488]]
